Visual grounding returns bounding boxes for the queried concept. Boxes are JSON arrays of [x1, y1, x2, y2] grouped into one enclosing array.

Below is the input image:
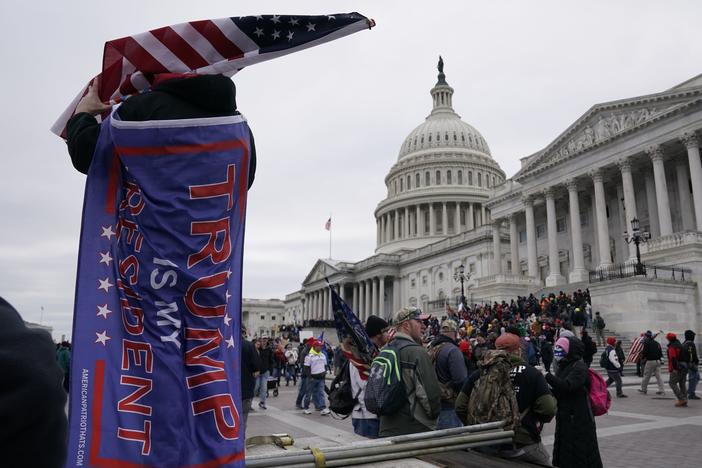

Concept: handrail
[[589, 262, 692, 283]]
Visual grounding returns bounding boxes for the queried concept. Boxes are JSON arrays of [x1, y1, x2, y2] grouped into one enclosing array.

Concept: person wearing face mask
[[545, 336, 603, 468]]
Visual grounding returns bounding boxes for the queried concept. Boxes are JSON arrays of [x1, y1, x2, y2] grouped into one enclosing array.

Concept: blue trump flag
[[65, 112, 251, 467], [328, 283, 377, 370]]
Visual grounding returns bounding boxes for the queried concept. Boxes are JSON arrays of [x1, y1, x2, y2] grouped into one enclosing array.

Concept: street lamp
[[453, 264, 470, 308], [623, 217, 651, 275]]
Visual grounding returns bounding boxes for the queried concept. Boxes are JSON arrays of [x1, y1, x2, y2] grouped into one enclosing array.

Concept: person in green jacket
[[56, 341, 71, 393], [379, 307, 442, 437]]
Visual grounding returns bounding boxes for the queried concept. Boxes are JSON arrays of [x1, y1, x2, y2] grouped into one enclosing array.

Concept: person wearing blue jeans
[[254, 336, 274, 409], [302, 339, 330, 415], [253, 370, 270, 408]]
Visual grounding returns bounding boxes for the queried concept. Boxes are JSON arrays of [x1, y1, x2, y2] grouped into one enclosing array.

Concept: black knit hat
[[365, 315, 389, 338]]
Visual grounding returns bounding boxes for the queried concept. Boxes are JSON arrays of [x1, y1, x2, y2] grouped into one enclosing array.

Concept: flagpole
[[328, 212, 332, 259]]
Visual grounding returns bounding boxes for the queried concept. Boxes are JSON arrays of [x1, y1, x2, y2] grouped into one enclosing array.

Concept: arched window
[[436, 170, 441, 185], [453, 132, 457, 141], [445, 132, 449, 141], [468, 171, 473, 185], [478, 173, 482, 187], [416, 173, 420, 187], [458, 170, 463, 184], [428, 134, 432, 142], [461, 134, 465, 142], [425, 171, 430, 186], [447, 170, 452, 184]]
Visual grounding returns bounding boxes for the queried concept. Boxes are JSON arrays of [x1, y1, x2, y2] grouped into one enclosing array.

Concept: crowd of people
[[241, 288, 700, 467]]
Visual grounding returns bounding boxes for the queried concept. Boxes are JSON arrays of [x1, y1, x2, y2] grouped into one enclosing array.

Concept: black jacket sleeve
[[66, 112, 101, 174]]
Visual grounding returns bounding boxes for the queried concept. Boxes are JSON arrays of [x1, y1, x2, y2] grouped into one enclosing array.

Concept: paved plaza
[[246, 373, 702, 467]]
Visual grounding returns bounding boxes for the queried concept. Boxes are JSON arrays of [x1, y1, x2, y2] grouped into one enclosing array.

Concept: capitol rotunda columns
[[681, 132, 702, 231]]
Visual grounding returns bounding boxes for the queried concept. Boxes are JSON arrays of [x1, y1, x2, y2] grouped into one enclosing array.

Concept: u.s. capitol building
[[283, 61, 702, 338]]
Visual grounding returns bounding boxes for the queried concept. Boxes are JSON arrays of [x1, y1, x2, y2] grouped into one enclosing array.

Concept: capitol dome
[[374, 58, 505, 254]]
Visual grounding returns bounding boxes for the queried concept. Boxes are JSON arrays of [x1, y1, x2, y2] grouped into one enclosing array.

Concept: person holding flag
[[57, 13, 374, 468]]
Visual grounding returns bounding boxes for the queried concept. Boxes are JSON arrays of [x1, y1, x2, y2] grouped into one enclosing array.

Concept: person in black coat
[[66, 74, 256, 187], [1, 297, 68, 468], [545, 336, 603, 468], [581, 330, 597, 368], [240, 327, 262, 428], [540, 337, 554, 373]]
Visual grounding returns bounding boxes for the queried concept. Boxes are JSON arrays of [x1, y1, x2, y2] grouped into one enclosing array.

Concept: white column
[[619, 158, 639, 261], [545, 187, 566, 286], [647, 145, 673, 236], [509, 213, 520, 275], [675, 161, 694, 231], [371, 277, 378, 317], [378, 276, 385, 317], [429, 204, 436, 235], [353, 283, 359, 314], [339, 282, 345, 302], [442, 202, 448, 234], [366, 279, 373, 319], [492, 219, 502, 275], [322, 288, 328, 320], [566, 179, 588, 282], [591, 169, 613, 269], [393, 276, 401, 319], [404, 207, 410, 239], [681, 132, 702, 231], [454, 202, 461, 233], [393, 210, 399, 240], [467, 203, 474, 230], [376, 219, 380, 246], [481, 205, 486, 226], [523, 196, 538, 278], [644, 172, 660, 238], [358, 282, 365, 319], [379, 216, 385, 244], [416, 205, 421, 236], [303, 293, 309, 322]]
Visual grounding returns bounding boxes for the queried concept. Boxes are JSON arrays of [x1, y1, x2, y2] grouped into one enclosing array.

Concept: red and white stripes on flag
[[324, 217, 331, 231], [52, 13, 374, 138], [626, 336, 645, 363]]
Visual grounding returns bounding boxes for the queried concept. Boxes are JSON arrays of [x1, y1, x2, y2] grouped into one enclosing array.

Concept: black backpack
[[325, 360, 360, 418], [364, 340, 416, 415]]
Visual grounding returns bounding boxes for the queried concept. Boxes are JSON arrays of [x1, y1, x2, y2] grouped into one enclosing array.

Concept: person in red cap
[[602, 336, 627, 398], [666, 332, 689, 407], [302, 339, 331, 415]]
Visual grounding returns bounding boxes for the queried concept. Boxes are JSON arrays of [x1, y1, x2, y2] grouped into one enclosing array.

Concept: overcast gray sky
[[1, 0, 700, 340]]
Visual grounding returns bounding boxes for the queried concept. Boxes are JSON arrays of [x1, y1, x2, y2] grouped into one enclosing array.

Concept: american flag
[[52, 13, 374, 138], [626, 335, 645, 363], [324, 216, 332, 231]]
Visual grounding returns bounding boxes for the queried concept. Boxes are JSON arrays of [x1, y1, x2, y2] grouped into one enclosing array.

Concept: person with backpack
[[682, 330, 699, 400], [455, 333, 556, 466], [546, 336, 604, 468], [428, 320, 468, 429], [601, 336, 627, 398], [371, 307, 441, 437], [593, 311, 606, 346], [666, 332, 689, 407], [349, 315, 390, 438], [638, 330, 665, 395]]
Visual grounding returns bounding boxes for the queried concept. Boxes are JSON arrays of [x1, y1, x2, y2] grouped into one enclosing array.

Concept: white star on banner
[[272, 30, 280, 40], [327, 15, 336, 21], [98, 277, 113, 292], [95, 330, 111, 346], [100, 225, 116, 240], [289, 18, 299, 25], [254, 15, 263, 20], [225, 290, 232, 302], [96, 304, 112, 319], [254, 27, 264, 37], [223, 314, 231, 326], [306, 22, 316, 32], [99, 251, 113, 266], [286, 31, 294, 41], [225, 336, 235, 348], [226, 269, 232, 279], [271, 15, 281, 24]]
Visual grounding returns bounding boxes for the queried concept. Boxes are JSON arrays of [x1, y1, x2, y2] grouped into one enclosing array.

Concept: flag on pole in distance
[[324, 217, 331, 231], [52, 13, 375, 138]]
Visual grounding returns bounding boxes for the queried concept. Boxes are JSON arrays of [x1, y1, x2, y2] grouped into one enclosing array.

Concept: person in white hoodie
[[350, 316, 390, 438]]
